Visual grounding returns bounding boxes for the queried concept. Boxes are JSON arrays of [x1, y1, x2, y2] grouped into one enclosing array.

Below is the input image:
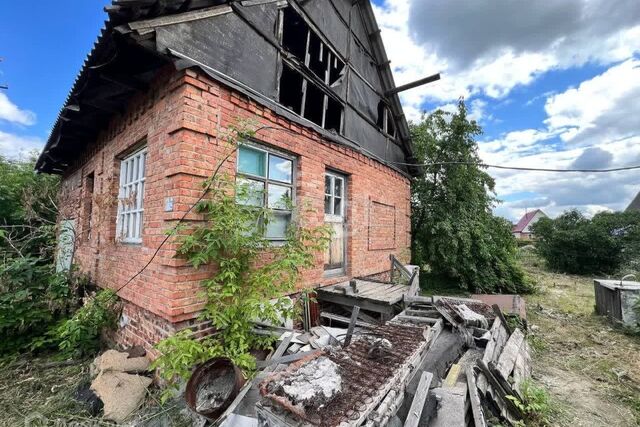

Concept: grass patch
[[522, 252, 640, 426], [0, 353, 192, 426]]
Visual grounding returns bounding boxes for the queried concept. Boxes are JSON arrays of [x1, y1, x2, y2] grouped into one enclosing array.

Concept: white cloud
[[0, 93, 36, 126], [0, 130, 44, 160], [544, 58, 640, 146], [475, 60, 640, 221], [373, 0, 640, 115]]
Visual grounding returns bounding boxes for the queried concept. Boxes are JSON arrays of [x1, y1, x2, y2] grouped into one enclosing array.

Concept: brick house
[[36, 0, 420, 350]]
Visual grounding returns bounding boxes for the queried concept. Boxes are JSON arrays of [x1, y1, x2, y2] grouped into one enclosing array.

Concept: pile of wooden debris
[[212, 294, 531, 427]]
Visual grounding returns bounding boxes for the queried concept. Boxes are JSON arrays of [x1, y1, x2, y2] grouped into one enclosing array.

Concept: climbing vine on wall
[[151, 124, 331, 399]]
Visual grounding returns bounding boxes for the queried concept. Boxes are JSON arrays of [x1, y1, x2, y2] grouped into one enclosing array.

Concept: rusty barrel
[[185, 357, 245, 420]]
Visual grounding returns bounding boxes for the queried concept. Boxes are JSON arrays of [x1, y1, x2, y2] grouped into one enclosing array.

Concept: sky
[[1, 1, 639, 222]]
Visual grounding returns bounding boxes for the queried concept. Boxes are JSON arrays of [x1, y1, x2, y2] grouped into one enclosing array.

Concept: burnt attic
[[36, 0, 423, 176]]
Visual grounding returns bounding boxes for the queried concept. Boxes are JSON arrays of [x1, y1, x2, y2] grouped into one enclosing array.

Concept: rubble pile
[[240, 295, 532, 427]]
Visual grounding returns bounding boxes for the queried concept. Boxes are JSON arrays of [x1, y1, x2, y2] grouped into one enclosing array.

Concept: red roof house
[[512, 209, 548, 239]]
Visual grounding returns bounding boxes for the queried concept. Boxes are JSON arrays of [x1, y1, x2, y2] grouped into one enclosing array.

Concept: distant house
[[626, 192, 640, 212], [512, 209, 548, 240]]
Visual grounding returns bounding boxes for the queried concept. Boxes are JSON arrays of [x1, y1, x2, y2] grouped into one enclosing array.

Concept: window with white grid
[[117, 147, 147, 243]]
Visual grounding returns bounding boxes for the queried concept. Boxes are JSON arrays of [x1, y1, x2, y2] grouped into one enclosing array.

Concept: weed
[[507, 380, 553, 426]]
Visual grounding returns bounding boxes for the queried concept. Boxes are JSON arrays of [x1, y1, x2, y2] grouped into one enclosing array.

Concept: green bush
[[0, 257, 82, 353], [56, 289, 119, 358], [533, 209, 640, 275]]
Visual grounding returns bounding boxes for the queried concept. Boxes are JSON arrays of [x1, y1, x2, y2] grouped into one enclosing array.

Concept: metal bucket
[[185, 358, 245, 420]]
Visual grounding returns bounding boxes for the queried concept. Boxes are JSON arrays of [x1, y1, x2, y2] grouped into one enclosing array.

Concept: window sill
[[116, 240, 143, 246]]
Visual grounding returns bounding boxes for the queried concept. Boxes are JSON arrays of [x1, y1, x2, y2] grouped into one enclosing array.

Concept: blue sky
[[1, 0, 639, 221]]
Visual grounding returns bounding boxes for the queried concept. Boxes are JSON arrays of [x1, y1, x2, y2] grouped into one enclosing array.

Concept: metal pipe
[[385, 73, 441, 96]]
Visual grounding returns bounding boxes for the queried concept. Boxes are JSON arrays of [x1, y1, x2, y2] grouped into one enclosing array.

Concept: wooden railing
[[389, 255, 420, 298]]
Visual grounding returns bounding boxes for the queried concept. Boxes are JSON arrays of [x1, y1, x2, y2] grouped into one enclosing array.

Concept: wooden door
[[324, 171, 346, 274]]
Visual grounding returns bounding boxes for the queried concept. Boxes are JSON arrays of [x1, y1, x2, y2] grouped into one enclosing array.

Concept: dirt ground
[[522, 254, 640, 426]]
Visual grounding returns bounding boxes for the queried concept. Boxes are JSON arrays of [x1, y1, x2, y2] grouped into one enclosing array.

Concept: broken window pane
[[325, 97, 342, 132], [269, 154, 293, 183], [238, 146, 266, 177], [279, 64, 304, 115], [279, 6, 344, 134], [282, 7, 308, 59], [328, 55, 345, 86], [303, 80, 325, 127], [308, 32, 328, 80]]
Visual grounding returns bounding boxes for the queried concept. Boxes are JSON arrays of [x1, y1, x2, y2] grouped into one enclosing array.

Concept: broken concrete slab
[[430, 385, 468, 427], [471, 294, 526, 319], [91, 371, 152, 424]]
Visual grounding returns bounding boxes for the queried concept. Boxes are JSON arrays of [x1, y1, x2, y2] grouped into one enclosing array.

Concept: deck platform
[[316, 279, 410, 318]]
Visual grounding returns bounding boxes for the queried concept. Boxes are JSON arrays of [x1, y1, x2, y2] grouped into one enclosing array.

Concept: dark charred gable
[[37, 0, 419, 177]]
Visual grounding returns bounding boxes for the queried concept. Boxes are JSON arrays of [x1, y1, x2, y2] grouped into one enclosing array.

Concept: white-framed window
[[324, 172, 345, 217], [236, 144, 295, 240], [117, 147, 147, 243]]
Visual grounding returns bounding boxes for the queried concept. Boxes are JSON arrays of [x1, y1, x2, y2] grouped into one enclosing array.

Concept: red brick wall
[[59, 67, 411, 346]]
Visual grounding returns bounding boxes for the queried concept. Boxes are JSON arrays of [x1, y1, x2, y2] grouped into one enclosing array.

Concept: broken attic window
[[282, 7, 308, 60], [279, 6, 344, 133], [303, 80, 325, 127], [325, 97, 342, 132], [279, 63, 304, 114], [377, 101, 397, 138]]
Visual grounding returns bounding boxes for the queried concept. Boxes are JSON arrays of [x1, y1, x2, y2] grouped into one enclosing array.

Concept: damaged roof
[[36, 0, 418, 176], [626, 191, 640, 212]]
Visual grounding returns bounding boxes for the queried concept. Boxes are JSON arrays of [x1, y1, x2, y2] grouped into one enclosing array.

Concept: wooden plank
[[476, 359, 523, 423], [443, 363, 462, 388], [404, 295, 434, 305], [466, 367, 487, 427], [495, 328, 525, 380], [316, 290, 396, 315], [492, 304, 512, 336], [478, 317, 509, 394], [320, 311, 374, 328], [272, 333, 293, 360], [407, 268, 420, 297], [512, 341, 532, 395], [405, 308, 440, 318], [343, 306, 360, 347], [126, 4, 233, 30], [404, 371, 434, 427]]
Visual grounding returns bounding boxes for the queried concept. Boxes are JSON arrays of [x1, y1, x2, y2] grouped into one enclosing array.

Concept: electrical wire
[[389, 160, 640, 173]]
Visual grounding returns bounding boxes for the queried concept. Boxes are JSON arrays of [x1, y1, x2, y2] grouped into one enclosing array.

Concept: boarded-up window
[[369, 201, 396, 250]]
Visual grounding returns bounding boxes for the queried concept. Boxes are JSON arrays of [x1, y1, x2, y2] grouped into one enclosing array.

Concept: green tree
[[410, 100, 529, 293], [533, 209, 640, 275]]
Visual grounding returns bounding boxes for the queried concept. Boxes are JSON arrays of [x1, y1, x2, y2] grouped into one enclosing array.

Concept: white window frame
[[236, 143, 296, 241], [324, 172, 345, 218], [116, 147, 147, 244]]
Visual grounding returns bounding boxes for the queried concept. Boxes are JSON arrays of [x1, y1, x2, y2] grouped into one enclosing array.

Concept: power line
[[392, 160, 640, 173]]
